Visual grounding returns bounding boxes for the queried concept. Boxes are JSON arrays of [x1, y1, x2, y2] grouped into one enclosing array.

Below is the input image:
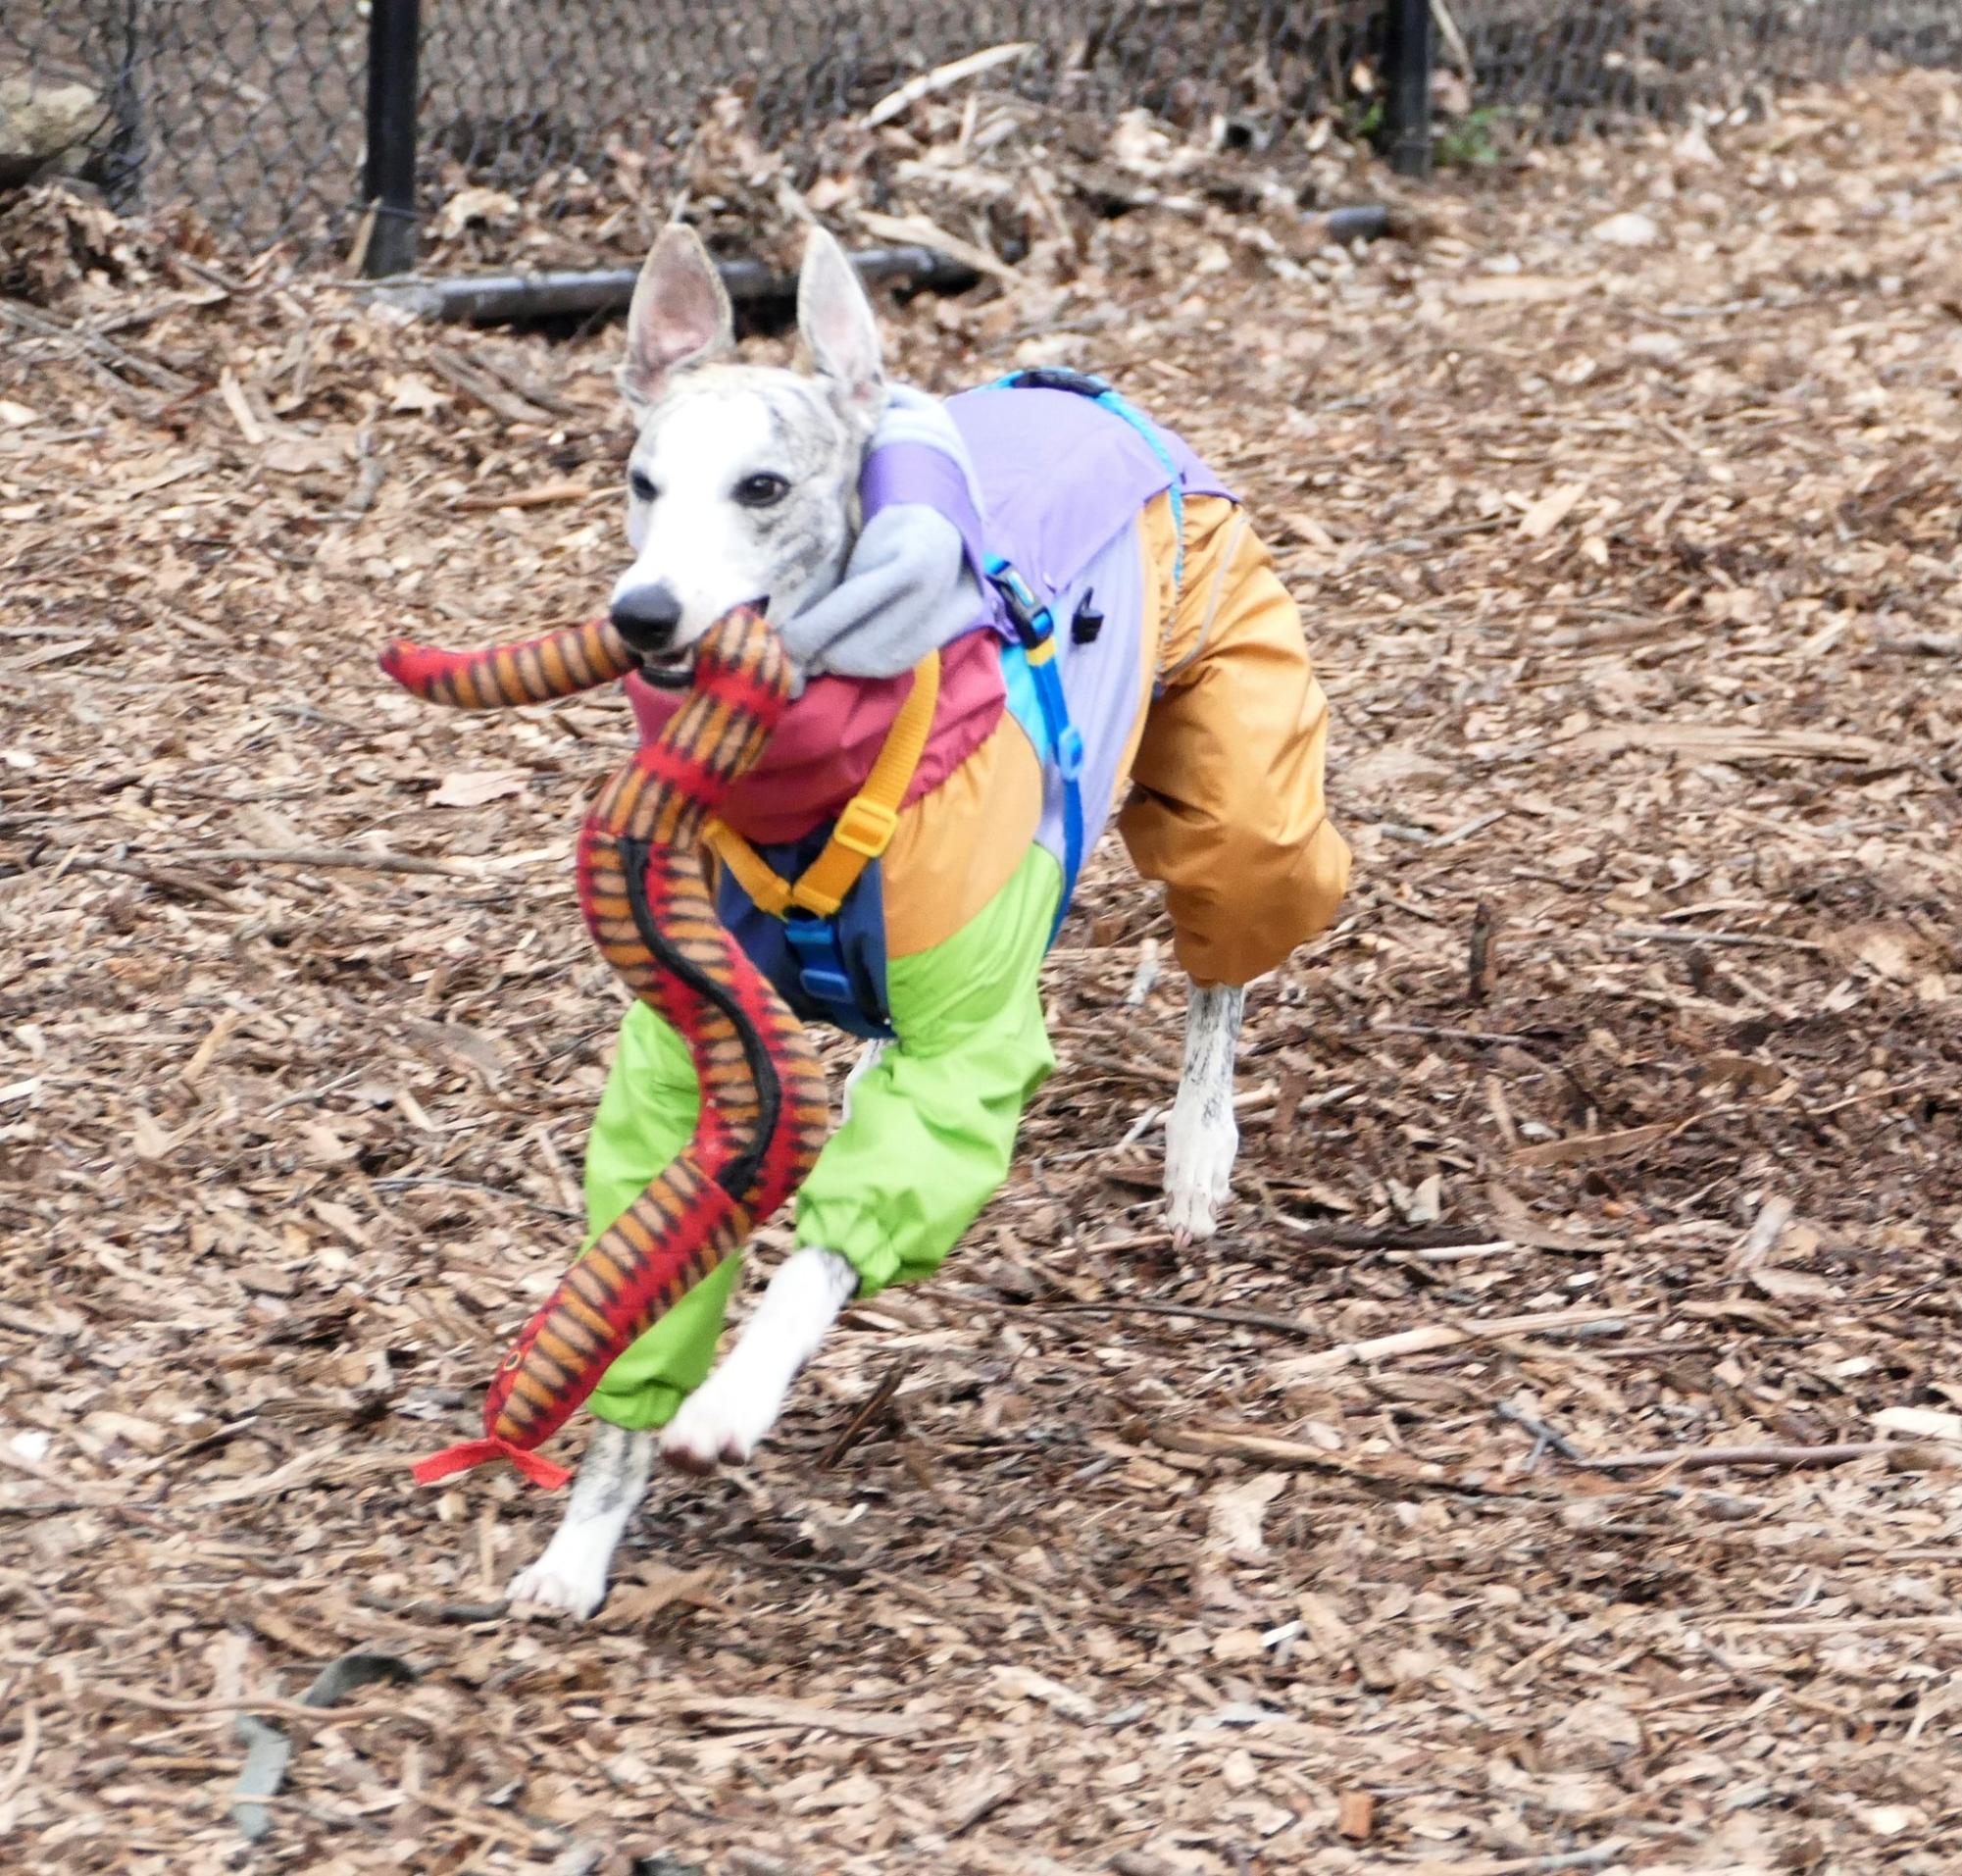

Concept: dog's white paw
[[1165, 1092, 1237, 1245], [507, 1554, 609, 1620], [660, 1373, 774, 1474]]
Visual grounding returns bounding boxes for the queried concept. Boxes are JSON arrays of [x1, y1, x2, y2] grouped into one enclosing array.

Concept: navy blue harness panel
[[716, 830, 894, 1040]]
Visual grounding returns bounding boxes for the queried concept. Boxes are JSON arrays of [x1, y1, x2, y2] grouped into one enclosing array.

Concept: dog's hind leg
[[1165, 981, 1244, 1244], [507, 1419, 655, 1619]]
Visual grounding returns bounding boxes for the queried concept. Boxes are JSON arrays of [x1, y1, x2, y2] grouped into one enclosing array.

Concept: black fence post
[[1383, 0, 1434, 178], [361, 0, 422, 276]]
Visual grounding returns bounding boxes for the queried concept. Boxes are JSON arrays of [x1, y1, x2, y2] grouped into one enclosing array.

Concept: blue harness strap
[[982, 554, 1084, 941]]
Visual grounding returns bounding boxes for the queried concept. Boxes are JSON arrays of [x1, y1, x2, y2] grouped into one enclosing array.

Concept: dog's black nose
[[610, 582, 683, 653]]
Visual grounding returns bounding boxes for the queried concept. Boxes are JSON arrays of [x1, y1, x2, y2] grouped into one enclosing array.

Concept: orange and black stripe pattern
[[377, 615, 640, 710], [383, 607, 829, 1489]]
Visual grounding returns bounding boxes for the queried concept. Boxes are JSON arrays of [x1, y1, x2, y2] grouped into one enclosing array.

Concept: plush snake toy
[[377, 608, 829, 1490]]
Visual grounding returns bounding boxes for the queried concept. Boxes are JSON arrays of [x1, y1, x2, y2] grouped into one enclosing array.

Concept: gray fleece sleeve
[[780, 505, 983, 680]]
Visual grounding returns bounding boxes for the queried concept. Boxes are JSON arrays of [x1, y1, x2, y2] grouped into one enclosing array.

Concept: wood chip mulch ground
[[4, 67, 1962, 1876]]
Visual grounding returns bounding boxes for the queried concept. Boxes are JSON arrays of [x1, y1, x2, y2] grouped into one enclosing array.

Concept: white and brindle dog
[[507, 228, 1251, 1616]]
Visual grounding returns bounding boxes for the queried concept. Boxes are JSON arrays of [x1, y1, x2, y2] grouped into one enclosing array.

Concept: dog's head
[[607, 224, 887, 678]]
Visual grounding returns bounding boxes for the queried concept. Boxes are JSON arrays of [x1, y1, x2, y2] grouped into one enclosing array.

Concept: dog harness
[[378, 606, 830, 1489], [694, 371, 1230, 1038]]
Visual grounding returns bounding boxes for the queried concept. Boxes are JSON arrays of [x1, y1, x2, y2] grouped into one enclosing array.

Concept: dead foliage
[[4, 66, 1962, 1876]]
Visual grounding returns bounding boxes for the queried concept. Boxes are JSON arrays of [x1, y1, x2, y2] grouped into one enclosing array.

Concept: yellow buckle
[[831, 794, 901, 859]]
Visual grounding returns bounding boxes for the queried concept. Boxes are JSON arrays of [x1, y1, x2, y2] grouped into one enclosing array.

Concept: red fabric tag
[[411, 1436, 573, 1492]]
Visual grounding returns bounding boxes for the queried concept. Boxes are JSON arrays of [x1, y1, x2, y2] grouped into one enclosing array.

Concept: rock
[[0, 76, 104, 188], [1627, 330, 1686, 365], [1589, 209, 1661, 248]]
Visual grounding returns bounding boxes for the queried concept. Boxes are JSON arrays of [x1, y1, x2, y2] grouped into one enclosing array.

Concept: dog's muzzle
[[609, 582, 684, 656]]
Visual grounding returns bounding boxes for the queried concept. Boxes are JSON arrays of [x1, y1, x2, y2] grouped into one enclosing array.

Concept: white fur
[[610, 392, 802, 639], [1164, 983, 1244, 1243], [660, 1246, 858, 1473], [506, 1418, 653, 1618], [610, 224, 884, 659]]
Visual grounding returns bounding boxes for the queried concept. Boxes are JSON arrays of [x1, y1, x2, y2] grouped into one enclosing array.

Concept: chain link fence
[[4, 2, 1961, 259], [1461, 0, 1962, 133]]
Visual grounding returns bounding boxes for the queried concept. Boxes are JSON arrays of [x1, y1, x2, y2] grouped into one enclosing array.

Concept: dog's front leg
[[660, 1245, 857, 1471], [506, 1419, 654, 1619], [1165, 981, 1245, 1243]]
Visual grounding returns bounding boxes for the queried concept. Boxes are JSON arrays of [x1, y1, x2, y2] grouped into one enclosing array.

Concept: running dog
[[506, 225, 1349, 1615]]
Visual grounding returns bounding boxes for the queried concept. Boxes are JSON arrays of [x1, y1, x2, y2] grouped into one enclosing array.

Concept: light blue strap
[[1031, 656, 1084, 945], [985, 553, 1084, 944]]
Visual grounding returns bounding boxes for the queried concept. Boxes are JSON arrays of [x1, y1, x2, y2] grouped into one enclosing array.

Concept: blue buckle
[[1056, 724, 1085, 781], [785, 917, 854, 1006], [983, 556, 1054, 649]]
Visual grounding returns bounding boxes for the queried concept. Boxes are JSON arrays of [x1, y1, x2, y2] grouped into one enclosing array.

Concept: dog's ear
[[621, 225, 733, 415], [797, 227, 885, 434]]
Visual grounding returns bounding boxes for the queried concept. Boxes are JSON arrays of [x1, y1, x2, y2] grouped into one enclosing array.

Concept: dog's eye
[[629, 470, 658, 503], [734, 473, 789, 509]]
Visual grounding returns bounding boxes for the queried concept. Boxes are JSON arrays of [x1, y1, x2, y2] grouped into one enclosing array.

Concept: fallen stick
[[863, 40, 1033, 127], [60, 854, 244, 909], [450, 480, 605, 513], [1870, 628, 1962, 656], [1372, 1021, 1565, 1047], [1580, 1441, 1891, 1472], [1284, 1304, 1636, 1376], [1048, 1298, 1320, 1338], [1152, 1425, 1538, 1498], [1271, 1219, 1499, 1251], [1387, 1241, 1520, 1263], [0, 298, 196, 393], [0, 1704, 39, 1806], [357, 1594, 512, 1624], [1614, 925, 1826, 953], [1446, 1845, 1628, 1876], [161, 845, 481, 878], [821, 1358, 912, 1468], [109, 1688, 400, 1726]]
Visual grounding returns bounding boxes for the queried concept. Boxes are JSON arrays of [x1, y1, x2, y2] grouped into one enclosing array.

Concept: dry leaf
[[1519, 483, 1586, 539], [1451, 274, 1592, 305], [991, 1665, 1097, 1721], [436, 185, 521, 236], [387, 373, 448, 415], [1205, 1471, 1286, 1561], [1210, 1626, 1265, 1664], [429, 768, 529, 808], [1590, 209, 1661, 247], [1874, 1406, 1962, 1443], [596, 1565, 719, 1629], [1749, 1266, 1832, 1301], [131, 1109, 175, 1159]]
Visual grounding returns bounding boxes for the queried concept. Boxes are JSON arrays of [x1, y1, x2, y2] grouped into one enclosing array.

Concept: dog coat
[[626, 378, 1232, 1037], [581, 377, 1349, 1427]]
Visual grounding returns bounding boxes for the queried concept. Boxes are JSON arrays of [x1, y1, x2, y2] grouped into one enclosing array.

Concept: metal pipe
[[1321, 204, 1390, 243], [1383, 0, 1434, 179], [367, 211, 1390, 325], [369, 243, 981, 325], [361, 0, 422, 278]]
